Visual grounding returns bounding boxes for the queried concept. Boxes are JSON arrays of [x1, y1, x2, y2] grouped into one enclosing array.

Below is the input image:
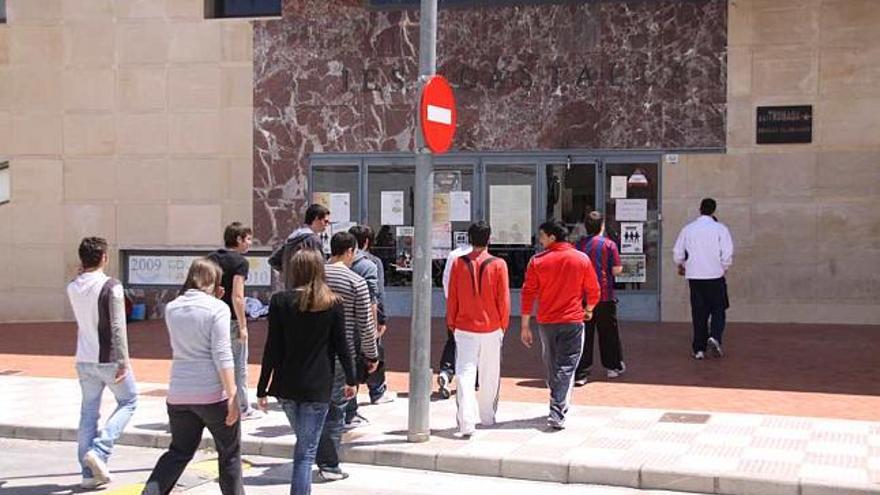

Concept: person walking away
[[672, 198, 734, 359], [68, 237, 138, 489], [341, 225, 381, 429], [268, 204, 330, 275], [256, 249, 357, 495], [437, 239, 473, 399], [142, 259, 243, 495], [316, 232, 379, 481], [520, 221, 600, 430], [574, 211, 625, 385], [446, 222, 509, 437], [349, 225, 396, 406], [208, 222, 262, 420]]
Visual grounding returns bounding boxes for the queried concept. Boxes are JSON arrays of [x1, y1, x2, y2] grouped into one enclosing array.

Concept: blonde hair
[[285, 249, 337, 312], [181, 258, 222, 295]]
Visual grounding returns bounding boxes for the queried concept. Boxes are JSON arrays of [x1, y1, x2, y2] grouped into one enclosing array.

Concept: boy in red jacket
[[446, 221, 510, 437], [521, 220, 600, 430]]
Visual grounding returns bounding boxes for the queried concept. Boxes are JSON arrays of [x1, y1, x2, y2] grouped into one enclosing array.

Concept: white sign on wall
[[615, 199, 648, 222], [126, 252, 273, 288]]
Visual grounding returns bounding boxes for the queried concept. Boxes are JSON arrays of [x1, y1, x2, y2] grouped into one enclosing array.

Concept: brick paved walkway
[[2, 318, 878, 421]]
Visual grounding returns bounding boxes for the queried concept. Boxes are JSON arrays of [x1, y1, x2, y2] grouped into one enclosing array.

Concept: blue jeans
[[280, 400, 329, 495], [231, 320, 249, 413], [316, 359, 347, 469], [76, 362, 138, 478]]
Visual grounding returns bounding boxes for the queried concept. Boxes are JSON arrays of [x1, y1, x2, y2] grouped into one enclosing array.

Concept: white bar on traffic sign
[[426, 104, 452, 125]]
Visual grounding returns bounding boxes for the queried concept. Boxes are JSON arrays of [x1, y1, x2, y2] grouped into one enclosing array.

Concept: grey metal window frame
[[310, 149, 718, 320]]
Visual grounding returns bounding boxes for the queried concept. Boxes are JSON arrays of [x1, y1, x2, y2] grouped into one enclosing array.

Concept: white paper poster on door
[[610, 176, 628, 199], [432, 222, 452, 259], [381, 191, 405, 226], [449, 191, 471, 222], [329, 193, 350, 223], [620, 222, 644, 254], [490, 185, 531, 245], [615, 198, 647, 222], [618, 254, 647, 283]]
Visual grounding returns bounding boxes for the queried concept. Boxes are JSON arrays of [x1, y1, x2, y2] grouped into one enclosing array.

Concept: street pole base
[[407, 432, 430, 443]]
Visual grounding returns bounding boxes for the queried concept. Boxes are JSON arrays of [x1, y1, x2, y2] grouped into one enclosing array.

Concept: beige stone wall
[[0, 0, 254, 321], [662, 0, 880, 324]]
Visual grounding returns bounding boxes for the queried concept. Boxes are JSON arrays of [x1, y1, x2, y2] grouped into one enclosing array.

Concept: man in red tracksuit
[[521, 220, 601, 430], [446, 221, 510, 437]]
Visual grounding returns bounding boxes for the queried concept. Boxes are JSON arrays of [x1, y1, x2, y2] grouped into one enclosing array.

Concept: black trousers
[[689, 277, 729, 353], [439, 329, 456, 377], [575, 301, 624, 379], [142, 401, 243, 495]]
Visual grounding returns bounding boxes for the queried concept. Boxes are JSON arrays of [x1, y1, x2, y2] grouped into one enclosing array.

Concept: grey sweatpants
[[538, 322, 585, 425]]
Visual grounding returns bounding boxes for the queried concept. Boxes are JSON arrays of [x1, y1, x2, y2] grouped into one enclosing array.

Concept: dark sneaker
[[343, 413, 370, 431], [707, 337, 723, 358], [437, 372, 451, 400]]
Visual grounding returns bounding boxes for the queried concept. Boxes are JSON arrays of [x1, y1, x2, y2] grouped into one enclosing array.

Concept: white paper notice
[[381, 191, 405, 226], [330, 193, 350, 223], [615, 199, 648, 222], [432, 222, 452, 259], [620, 222, 644, 254], [610, 176, 628, 199], [490, 185, 531, 245], [618, 254, 647, 284], [449, 191, 471, 222]]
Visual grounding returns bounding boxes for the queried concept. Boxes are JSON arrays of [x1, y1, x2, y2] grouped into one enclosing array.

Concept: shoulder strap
[[477, 256, 499, 294], [459, 254, 476, 294]]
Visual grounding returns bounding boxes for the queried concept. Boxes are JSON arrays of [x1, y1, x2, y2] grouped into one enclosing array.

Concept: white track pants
[[454, 329, 503, 434]]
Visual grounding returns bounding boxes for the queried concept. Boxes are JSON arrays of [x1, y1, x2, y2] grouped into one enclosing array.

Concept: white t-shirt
[[442, 245, 473, 299]]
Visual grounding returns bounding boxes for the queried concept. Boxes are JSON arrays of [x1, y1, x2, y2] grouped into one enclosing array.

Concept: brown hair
[[285, 249, 337, 312], [181, 258, 222, 295], [223, 222, 253, 248]]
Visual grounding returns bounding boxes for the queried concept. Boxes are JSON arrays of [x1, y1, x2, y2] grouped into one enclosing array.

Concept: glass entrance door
[[602, 159, 661, 321]]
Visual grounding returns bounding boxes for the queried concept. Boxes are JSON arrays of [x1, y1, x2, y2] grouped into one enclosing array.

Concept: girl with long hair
[[256, 249, 356, 495]]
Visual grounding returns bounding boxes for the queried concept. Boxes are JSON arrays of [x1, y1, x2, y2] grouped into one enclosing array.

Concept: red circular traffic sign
[[419, 75, 457, 154]]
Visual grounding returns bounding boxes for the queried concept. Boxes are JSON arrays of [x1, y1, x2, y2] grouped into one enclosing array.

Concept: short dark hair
[[539, 220, 568, 243], [348, 225, 374, 250], [330, 231, 357, 257], [223, 222, 252, 248], [78, 237, 108, 269], [467, 221, 491, 247], [700, 198, 717, 216], [584, 211, 604, 236], [304, 203, 330, 225]]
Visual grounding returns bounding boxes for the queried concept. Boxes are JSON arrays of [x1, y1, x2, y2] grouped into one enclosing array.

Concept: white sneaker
[[370, 391, 396, 405], [83, 451, 111, 483], [694, 351, 705, 360], [707, 337, 723, 358], [607, 362, 626, 378], [241, 409, 265, 421], [80, 477, 107, 489]]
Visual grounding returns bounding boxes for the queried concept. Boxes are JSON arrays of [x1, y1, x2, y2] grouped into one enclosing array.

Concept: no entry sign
[[419, 75, 457, 154]]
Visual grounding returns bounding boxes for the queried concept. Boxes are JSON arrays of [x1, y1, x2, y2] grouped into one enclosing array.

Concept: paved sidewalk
[[1, 376, 878, 494]]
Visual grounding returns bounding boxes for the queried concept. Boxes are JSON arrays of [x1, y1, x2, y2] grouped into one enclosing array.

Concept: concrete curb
[[3, 423, 878, 495]]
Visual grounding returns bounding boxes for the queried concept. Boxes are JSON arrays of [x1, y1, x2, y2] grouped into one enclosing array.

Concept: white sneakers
[[83, 451, 111, 485], [606, 362, 626, 378], [240, 408, 265, 421], [80, 477, 107, 489], [707, 337, 724, 358], [694, 351, 706, 360], [370, 391, 397, 405]]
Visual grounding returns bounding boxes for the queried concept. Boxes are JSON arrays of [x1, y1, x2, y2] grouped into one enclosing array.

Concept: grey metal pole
[[408, 0, 438, 443]]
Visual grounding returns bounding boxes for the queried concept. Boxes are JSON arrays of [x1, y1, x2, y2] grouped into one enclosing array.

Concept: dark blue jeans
[[316, 360, 347, 469], [280, 399, 329, 495]]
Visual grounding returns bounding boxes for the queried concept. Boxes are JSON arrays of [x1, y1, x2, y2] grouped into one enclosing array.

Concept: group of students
[[441, 213, 625, 435], [67, 197, 732, 494], [66, 205, 393, 494]]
